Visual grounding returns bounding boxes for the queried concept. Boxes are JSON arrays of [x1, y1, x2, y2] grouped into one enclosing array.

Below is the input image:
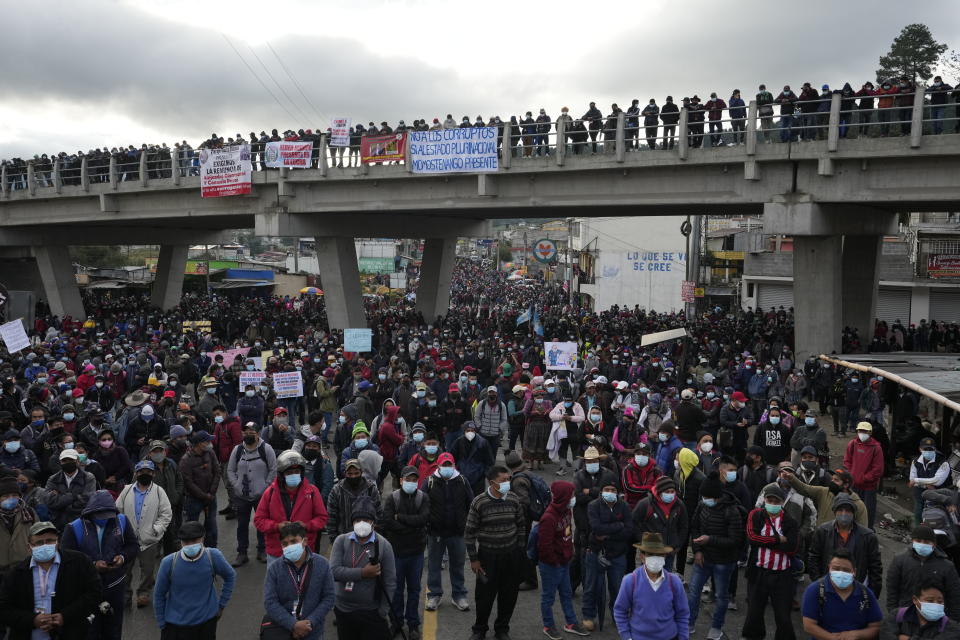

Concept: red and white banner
[[928, 254, 960, 278], [330, 118, 351, 147], [264, 141, 313, 168], [361, 133, 406, 164], [200, 145, 252, 198]]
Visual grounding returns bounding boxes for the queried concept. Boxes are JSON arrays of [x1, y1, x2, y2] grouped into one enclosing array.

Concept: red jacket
[[375, 405, 404, 462], [410, 451, 443, 489], [254, 476, 329, 556], [843, 436, 884, 490], [538, 481, 575, 566], [622, 458, 662, 509], [876, 85, 899, 109], [213, 417, 243, 464]]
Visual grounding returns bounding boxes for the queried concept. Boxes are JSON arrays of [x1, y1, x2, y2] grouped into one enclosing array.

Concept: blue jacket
[[655, 436, 683, 476], [587, 497, 632, 558], [263, 552, 335, 640], [747, 373, 769, 398], [447, 435, 494, 489], [729, 97, 746, 119], [61, 490, 139, 590], [237, 395, 265, 427], [154, 547, 236, 628]]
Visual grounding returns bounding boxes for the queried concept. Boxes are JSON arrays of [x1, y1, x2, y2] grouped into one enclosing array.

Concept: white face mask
[[700, 442, 714, 453], [858, 432, 870, 442], [353, 521, 373, 538], [465, 431, 476, 441], [645, 555, 665, 574]]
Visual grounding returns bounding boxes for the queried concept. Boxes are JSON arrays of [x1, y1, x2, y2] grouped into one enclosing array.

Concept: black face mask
[[242, 435, 256, 446], [346, 476, 363, 488], [303, 449, 319, 461], [801, 460, 817, 470], [828, 483, 842, 495], [60, 462, 78, 474], [137, 474, 153, 486]]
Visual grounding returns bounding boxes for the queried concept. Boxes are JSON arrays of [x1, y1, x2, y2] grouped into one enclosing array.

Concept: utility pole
[[690, 214, 703, 316], [567, 217, 575, 307]]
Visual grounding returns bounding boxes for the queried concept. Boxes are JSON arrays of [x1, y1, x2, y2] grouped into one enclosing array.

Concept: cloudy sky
[[1, 0, 958, 158]]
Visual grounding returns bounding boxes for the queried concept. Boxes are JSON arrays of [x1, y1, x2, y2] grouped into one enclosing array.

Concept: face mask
[[31, 420, 44, 428], [702, 497, 718, 508], [586, 462, 600, 474], [835, 512, 854, 526], [245, 390, 256, 397], [425, 445, 438, 455], [590, 413, 601, 423], [497, 480, 511, 495], [150, 452, 165, 465], [661, 491, 675, 504], [700, 442, 714, 453], [658, 432, 668, 442], [354, 438, 368, 449], [284, 473, 302, 488], [417, 390, 426, 398], [338, 415, 347, 424], [354, 521, 373, 537], [801, 460, 817, 470], [602, 491, 617, 503], [635, 455, 649, 466], [32, 543, 57, 563], [37, 378, 48, 385], [413, 432, 424, 443], [803, 417, 816, 428], [260, 386, 269, 394], [725, 470, 737, 483], [851, 378, 859, 383], [100, 440, 114, 449], [242, 434, 256, 446], [564, 401, 573, 408], [764, 503, 782, 515], [428, 400, 437, 407], [858, 432, 870, 442], [769, 417, 781, 425], [378, 374, 387, 381], [137, 474, 153, 486], [830, 570, 854, 589], [706, 392, 715, 399], [919, 601, 946, 621], [922, 450, 936, 461], [913, 542, 934, 557], [4, 441, 20, 453], [63, 412, 75, 422], [465, 431, 476, 442], [534, 398, 544, 405], [213, 415, 224, 424], [282, 541, 304, 562], [439, 466, 455, 479], [401, 480, 418, 494], [207, 387, 217, 395], [645, 555, 665, 573], [1, 497, 18, 510], [77, 454, 88, 464]]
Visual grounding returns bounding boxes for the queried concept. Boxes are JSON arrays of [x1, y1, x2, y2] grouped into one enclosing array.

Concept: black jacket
[[381, 488, 430, 557], [808, 521, 882, 598], [633, 495, 689, 551], [660, 103, 680, 125], [674, 402, 706, 442], [587, 497, 632, 558], [0, 548, 102, 640], [573, 466, 619, 544], [886, 548, 960, 620], [690, 493, 745, 564], [426, 471, 473, 538]]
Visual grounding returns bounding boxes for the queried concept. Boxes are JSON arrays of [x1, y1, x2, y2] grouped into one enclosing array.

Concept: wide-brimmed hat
[[124, 390, 148, 407], [634, 532, 673, 555]]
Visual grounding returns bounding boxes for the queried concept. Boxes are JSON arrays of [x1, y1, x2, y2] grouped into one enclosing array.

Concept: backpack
[[922, 502, 957, 547], [717, 425, 734, 451], [816, 577, 870, 618], [526, 522, 540, 562], [895, 606, 949, 632], [71, 513, 128, 545], [165, 547, 217, 584], [390, 488, 425, 513], [517, 471, 551, 522], [622, 568, 681, 615], [233, 442, 267, 466]]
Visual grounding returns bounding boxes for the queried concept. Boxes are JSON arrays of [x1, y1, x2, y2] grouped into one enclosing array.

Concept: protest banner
[[239, 371, 266, 390], [408, 127, 498, 174], [205, 347, 250, 368], [544, 341, 579, 371], [361, 133, 406, 164], [0, 318, 30, 353], [273, 371, 304, 399], [264, 141, 313, 168], [344, 328, 372, 352], [182, 320, 212, 335], [200, 145, 252, 197], [330, 118, 351, 147]]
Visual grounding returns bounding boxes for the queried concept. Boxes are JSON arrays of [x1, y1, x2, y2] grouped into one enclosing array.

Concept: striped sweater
[[464, 490, 526, 561]]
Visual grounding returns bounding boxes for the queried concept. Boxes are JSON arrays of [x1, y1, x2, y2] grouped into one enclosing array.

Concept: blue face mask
[[564, 401, 573, 408], [725, 471, 737, 483], [413, 432, 424, 443], [63, 413, 75, 422], [702, 498, 717, 508], [31, 543, 57, 563], [635, 455, 649, 467], [1, 497, 18, 510], [830, 570, 854, 589], [93, 518, 109, 527], [919, 602, 946, 621], [4, 441, 20, 453], [354, 438, 368, 449], [338, 415, 347, 424], [661, 492, 675, 504], [497, 481, 511, 496], [439, 466, 455, 479], [586, 462, 600, 474], [213, 415, 224, 424], [424, 445, 438, 455], [282, 542, 304, 562], [602, 491, 617, 503], [402, 481, 418, 494], [207, 387, 217, 395], [922, 450, 936, 462], [706, 392, 715, 399], [805, 417, 816, 427], [769, 416, 781, 425], [284, 474, 302, 488], [31, 420, 44, 428], [913, 542, 934, 557], [182, 543, 202, 557]]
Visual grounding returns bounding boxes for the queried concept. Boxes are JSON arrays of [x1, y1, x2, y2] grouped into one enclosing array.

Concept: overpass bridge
[[3, 95, 960, 361]]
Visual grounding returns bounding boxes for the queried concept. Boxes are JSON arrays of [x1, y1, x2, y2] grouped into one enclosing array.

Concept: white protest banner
[[0, 318, 30, 353], [544, 341, 579, 371], [330, 118, 351, 147], [239, 371, 266, 390], [273, 371, 304, 399], [408, 127, 498, 174], [200, 144, 252, 197], [264, 141, 313, 168], [344, 328, 372, 353], [205, 347, 250, 368]]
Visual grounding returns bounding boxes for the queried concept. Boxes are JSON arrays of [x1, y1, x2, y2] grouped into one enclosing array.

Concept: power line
[[266, 41, 328, 125], [221, 33, 298, 123], [246, 44, 311, 125]]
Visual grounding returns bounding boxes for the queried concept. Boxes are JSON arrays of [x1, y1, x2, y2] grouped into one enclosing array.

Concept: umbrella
[[299, 287, 324, 295], [594, 556, 607, 631]]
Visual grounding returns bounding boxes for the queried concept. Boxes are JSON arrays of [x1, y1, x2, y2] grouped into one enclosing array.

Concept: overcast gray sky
[[1, 0, 958, 158]]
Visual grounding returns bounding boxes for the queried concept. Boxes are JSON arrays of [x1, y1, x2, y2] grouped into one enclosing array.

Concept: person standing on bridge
[[642, 99, 660, 150], [660, 96, 680, 150], [582, 102, 603, 153], [705, 92, 727, 147]]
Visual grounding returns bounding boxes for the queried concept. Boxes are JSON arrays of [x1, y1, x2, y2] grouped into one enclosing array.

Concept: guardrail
[[3, 92, 959, 197]]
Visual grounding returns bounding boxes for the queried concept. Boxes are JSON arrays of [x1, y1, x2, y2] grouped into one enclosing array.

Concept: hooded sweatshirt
[[374, 405, 404, 462], [537, 481, 575, 566], [843, 435, 884, 490]]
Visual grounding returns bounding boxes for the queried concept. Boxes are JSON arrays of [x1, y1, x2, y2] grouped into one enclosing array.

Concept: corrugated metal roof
[[836, 353, 960, 403]]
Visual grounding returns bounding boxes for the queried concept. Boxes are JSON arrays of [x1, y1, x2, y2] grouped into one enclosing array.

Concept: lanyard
[[37, 564, 54, 600], [351, 541, 371, 568], [285, 562, 310, 596]]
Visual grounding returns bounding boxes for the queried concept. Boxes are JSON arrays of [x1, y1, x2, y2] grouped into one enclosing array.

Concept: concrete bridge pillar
[[841, 235, 882, 348], [315, 236, 365, 330], [417, 237, 457, 322], [151, 244, 189, 310], [793, 235, 843, 362], [34, 245, 85, 320]]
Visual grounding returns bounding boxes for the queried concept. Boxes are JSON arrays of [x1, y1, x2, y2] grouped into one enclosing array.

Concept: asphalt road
[[123, 428, 913, 640]]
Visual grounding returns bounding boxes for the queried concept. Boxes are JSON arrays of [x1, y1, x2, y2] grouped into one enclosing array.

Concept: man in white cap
[[474, 387, 508, 454], [42, 448, 96, 530]]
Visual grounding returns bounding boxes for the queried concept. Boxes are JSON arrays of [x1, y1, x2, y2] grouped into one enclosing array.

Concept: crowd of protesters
[[0, 259, 959, 640], [4, 75, 960, 190]]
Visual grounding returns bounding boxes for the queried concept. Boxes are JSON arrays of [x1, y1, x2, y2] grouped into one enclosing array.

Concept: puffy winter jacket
[[633, 488, 689, 551], [689, 492, 745, 565], [425, 469, 473, 538], [587, 496, 632, 558], [254, 476, 328, 557]]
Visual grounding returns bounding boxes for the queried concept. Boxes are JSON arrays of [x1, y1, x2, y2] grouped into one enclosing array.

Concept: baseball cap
[[29, 521, 59, 537]]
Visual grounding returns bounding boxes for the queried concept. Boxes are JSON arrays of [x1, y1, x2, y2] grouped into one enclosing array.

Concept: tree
[[877, 24, 947, 84]]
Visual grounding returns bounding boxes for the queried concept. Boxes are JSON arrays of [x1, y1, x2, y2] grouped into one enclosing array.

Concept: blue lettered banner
[[408, 127, 499, 174]]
